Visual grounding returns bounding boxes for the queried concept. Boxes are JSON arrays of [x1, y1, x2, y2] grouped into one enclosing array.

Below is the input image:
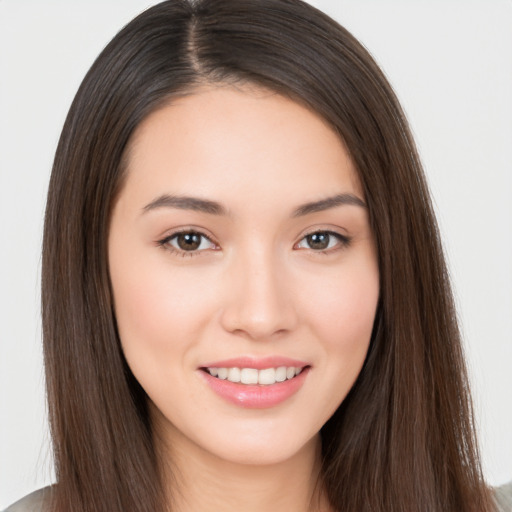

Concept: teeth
[[228, 367, 241, 383], [206, 366, 304, 385], [240, 368, 259, 384], [275, 366, 287, 382], [258, 368, 275, 385], [217, 367, 228, 380]]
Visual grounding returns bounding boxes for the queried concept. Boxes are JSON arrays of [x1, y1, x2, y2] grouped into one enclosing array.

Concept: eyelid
[[294, 228, 351, 252], [155, 226, 351, 256], [156, 228, 219, 255]]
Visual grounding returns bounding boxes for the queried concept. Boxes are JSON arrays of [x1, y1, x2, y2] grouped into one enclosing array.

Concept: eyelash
[[157, 229, 218, 257], [156, 229, 351, 256], [294, 230, 351, 254]]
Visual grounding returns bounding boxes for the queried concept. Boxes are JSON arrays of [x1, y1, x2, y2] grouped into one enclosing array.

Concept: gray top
[[3, 487, 50, 512], [4, 481, 512, 511], [495, 481, 512, 512]]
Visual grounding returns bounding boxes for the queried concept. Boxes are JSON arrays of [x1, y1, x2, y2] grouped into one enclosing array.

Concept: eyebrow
[[142, 194, 227, 215], [142, 192, 366, 217], [291, 193, 367, 217]]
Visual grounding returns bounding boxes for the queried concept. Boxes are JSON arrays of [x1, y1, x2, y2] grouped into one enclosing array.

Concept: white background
[[0, 0, 511, 508]]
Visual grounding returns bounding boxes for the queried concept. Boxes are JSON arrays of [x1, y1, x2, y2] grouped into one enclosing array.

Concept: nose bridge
[[220, 242, 297, 339]]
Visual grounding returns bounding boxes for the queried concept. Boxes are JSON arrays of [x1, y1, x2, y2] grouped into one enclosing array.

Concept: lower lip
[[198, 367, 310, 409]]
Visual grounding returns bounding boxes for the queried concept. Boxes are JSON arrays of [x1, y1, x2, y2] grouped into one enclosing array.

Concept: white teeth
[[240, 368, 259, 385], [217, 367, 228, 380], [227, 367, 241, 383], [275, 366, 287, 382], [258, 368, 276, 385], [206, 366, 305, 385]]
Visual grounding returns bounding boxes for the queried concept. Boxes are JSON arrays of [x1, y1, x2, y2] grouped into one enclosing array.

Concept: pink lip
[[197, 361, 310, 409], [200, 356, 309, 370]]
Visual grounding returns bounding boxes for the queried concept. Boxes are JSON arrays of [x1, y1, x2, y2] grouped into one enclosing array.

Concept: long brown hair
[[42, 0, 495, 510]]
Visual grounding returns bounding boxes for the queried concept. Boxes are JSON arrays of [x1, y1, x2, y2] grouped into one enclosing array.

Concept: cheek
[[299, 256, 379, 371], [109, 248, 215, 368], [285, 256, 379, 434]]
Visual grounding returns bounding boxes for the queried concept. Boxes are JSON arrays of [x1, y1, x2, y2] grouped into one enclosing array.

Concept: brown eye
[[164, 231, 216, 253], [296, 231, 350, 252], [176, 233, 201, 250], [306, 232, 330, 250]]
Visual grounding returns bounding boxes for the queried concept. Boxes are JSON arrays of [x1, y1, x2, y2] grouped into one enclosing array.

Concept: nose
[[219, 249, 298, 340]]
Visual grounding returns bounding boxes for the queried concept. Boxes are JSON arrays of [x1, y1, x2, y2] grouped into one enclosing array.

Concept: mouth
[[200, 365, 308, 386], [198, 359, 311, 408]]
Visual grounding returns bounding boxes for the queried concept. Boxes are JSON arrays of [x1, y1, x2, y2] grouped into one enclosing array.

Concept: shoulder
[[494, 481, 512, 512], [2, 487, 52, 512], [3, 482, 511, 511]]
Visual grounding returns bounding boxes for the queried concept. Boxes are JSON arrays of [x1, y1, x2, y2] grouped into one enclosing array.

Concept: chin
[[199, 427, 320, 467]]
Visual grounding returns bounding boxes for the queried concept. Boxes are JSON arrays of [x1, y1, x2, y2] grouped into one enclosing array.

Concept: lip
[[197, 359, 311, 409], [200, 356, 310, 370]]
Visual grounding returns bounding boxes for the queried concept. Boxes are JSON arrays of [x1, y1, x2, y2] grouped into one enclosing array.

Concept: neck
[[154, 420, 330, 512]]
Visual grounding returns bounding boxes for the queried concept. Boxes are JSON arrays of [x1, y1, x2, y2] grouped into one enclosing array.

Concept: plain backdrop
[[1, 0, 511, 508]]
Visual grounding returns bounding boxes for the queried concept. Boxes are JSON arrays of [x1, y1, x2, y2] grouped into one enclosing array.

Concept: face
[[108, 85, 379, 466]]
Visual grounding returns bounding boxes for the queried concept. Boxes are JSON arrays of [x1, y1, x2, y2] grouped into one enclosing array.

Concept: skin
[[108, 84, 380, 512]]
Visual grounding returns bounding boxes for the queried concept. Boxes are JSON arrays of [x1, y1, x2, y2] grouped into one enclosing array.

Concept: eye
[[295, 231, 350, 251], [159, 231, 217, 253]]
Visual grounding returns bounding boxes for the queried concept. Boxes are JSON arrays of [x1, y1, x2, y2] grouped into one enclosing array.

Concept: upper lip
[[200, 356, 310, 370]]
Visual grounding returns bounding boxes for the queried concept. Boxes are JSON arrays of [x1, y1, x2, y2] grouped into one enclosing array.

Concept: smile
[[199, 363, 311, 408], [204, 366, 304, 385]]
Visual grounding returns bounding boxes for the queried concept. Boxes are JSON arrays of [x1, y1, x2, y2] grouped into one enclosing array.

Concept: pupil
[[177, 233, 201, 251], [307, 232, 329, 250]]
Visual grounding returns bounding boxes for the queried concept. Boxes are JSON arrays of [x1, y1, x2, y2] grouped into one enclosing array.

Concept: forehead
[[122, 84, 363, 209]]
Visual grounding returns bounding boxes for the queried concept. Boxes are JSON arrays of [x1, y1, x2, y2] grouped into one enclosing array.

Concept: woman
[[3, 0, 510, 510]]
